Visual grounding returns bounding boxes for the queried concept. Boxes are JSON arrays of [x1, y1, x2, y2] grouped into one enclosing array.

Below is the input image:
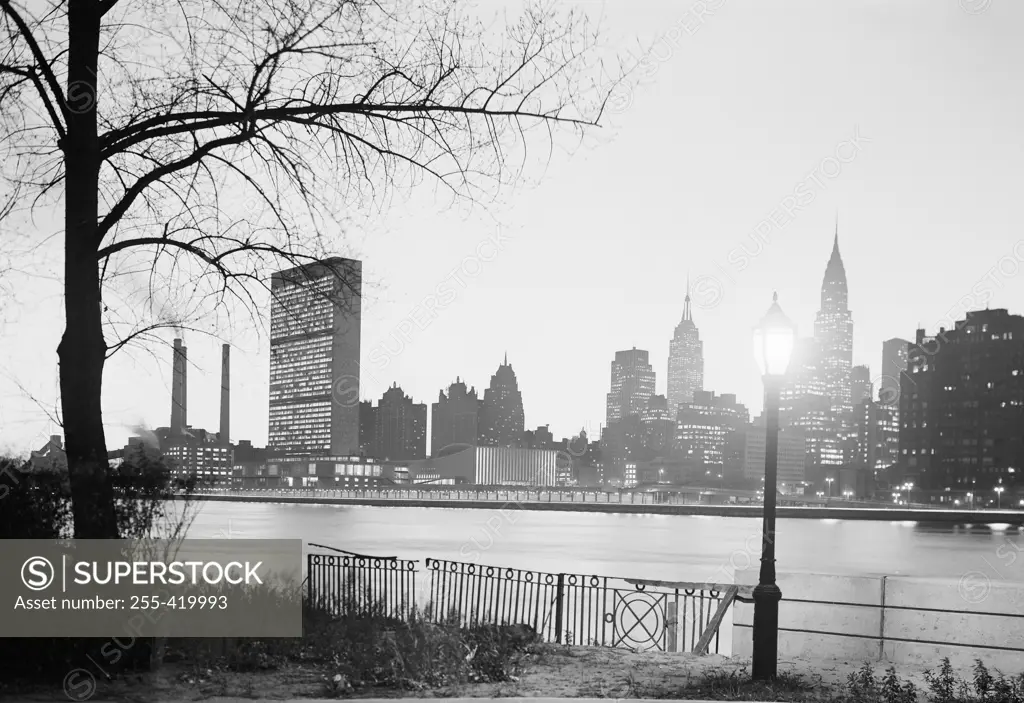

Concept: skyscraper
[[431, 377, 480, 455], [667, 286, 704, 416], [478, 355, 525, 447], [675, 391, 749, 481], [899, 309, 1024, 496], [606, 348, 656, 425], [358, 401, 376, 456], [851, 365, 872, 405], [640, 394, 675, 457], [371, 384, 427, 461], [813, 224, 854, 417], [881, 337, 911, 405], [268, 257, 362, 457], [780, 337, 840, 470]]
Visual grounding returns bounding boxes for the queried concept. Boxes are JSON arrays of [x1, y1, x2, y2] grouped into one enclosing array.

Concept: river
[[182, 501, 1024, 585]]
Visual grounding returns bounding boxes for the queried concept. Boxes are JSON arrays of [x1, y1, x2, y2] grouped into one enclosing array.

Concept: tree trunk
[[58, 0, 118, 539]]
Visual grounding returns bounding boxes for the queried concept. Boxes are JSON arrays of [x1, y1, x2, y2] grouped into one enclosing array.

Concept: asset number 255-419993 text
[[130, 595, 228, 610]]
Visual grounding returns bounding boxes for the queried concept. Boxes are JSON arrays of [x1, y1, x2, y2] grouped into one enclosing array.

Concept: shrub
[[0, 451, 197, 685]]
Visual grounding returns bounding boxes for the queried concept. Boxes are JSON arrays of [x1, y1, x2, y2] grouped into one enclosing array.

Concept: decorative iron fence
[[424, 558, 740, 654], [306, 544, 417, 619], [305, 544, 743, 654]]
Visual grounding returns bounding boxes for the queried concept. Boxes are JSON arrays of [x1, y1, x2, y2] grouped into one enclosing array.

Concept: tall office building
[[606, 348, 656, 425], [358, 401, 376, 456], [268, 257, 362, 457], [881, 338, 911, 405], [478, 355, 525, 447], [813, 226, 854, 417], [851, 365, 872, 405], [899, 309, 1024, 496], [851, 397, 899, 476], [667, 287, 704, 416], [431, 377, 480, 455], [640, 394, 675, 457], [744, 418, 806, 487], [675, 390, 749, 481], [370, 384, 427, 461], [170, 338, 187, 434], [780, 338, 841, 470]]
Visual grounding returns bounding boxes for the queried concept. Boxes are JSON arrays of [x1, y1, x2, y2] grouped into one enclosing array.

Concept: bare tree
[[0, 0, 616, 537]]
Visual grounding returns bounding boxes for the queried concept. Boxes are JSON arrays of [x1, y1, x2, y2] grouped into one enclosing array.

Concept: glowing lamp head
[[753, 292, 797, 378]]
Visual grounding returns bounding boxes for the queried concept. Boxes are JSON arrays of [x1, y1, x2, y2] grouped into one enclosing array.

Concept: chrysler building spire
[[814, 218, 854, 419]]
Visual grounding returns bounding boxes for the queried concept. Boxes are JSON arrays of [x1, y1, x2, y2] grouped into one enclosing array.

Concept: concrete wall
[[732, 569, 1024, 671]]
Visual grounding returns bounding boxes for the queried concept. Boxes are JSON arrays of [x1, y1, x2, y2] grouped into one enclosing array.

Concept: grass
[[664, 665, 823, 701]]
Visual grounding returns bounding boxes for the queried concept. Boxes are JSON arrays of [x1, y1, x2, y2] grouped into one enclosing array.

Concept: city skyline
[[4, 0, 1024, 691], [3, 1, 1024, 453]]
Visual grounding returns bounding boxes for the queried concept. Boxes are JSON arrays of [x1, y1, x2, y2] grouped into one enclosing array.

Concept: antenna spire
[[682, 273, 693, 322]]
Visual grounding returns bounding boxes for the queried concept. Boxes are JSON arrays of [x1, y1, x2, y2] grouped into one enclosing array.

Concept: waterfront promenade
[[186, 488, 1024, 525]]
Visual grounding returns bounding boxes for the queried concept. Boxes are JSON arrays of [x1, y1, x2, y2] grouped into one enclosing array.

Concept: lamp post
[[825, 477, 834, 500], [751, 292, 797, 681], [902, 481, 914, 506], [995, 486, 1004, 510]]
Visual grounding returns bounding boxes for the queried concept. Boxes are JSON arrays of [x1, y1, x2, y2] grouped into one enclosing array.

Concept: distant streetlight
[[825, 477, 834, 499], [751, 292, 796, 681], [995, 486, 1005, 510], [901, 481, 914, 506]]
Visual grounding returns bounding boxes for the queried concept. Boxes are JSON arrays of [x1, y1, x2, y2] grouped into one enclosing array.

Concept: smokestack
[[220, 344, 230, 445], [171, 338, 187, 434]]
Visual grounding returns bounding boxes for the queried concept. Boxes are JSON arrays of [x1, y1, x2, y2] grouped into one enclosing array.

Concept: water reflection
[[185, 502, 1024, 584]]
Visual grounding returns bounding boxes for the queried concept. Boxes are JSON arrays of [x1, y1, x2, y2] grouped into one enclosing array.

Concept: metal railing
[[423, 558, 741, 653], [305, 545, 743, 654], [193, 486, 659, 504], [306, 544, 417, 620], [732, 581, 1024, 660]]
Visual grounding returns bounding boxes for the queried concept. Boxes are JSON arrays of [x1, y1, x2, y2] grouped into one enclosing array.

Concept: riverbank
[[183, 494, 1024, 525]]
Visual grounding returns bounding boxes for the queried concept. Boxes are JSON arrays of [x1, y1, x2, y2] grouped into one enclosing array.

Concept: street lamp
[[995, 486, 1004, 510], [751, 292, 796, 681], [825, 477, 834, 499]]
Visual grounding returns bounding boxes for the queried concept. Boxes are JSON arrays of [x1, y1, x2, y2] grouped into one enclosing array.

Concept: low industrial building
[[394, 446, 559, 486]]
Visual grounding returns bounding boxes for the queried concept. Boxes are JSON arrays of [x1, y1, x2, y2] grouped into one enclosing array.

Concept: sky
[[3, 0, 1024, 454]]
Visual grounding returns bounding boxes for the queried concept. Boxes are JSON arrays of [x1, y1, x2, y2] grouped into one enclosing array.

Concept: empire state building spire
[[682, 274, 693, 322], [667, 274, 704, 415]]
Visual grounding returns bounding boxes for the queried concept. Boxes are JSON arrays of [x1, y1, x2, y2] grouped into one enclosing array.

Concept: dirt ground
[[2, 645, 936, 701]]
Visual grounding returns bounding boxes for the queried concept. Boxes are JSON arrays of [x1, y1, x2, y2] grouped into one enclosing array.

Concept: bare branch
[[0, 0, 68, 140]]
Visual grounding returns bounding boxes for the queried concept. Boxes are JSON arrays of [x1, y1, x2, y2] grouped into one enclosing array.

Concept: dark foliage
[[0, 450, 195, 685]]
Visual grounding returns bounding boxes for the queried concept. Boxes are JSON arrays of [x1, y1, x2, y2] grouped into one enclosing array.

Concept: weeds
[[672, 659, 1024, 703], [922, 658, 1024, 703], [846, 662, 918, 703], [168, 594, 539, 696], [673, 665, 819, 701]]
